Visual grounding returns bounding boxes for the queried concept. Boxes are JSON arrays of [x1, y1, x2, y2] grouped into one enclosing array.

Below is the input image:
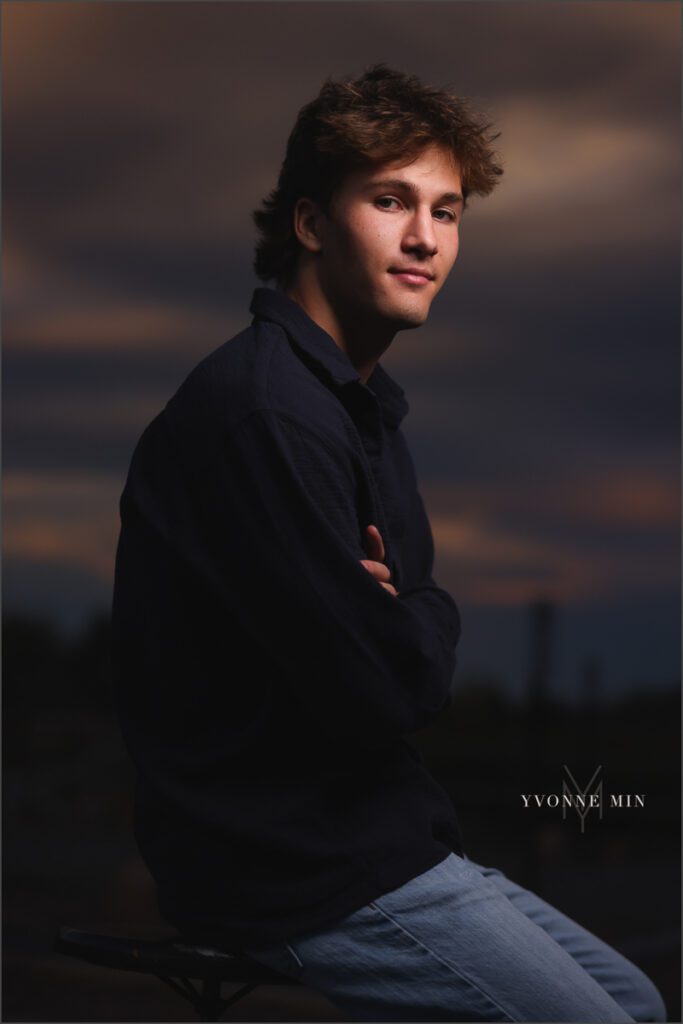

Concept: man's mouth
[[388, 267, 435, 285]]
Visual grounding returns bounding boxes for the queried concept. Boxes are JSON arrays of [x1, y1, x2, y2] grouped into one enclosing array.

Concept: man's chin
[[389, 304, 430, 330], [361, 292, 431, 332]]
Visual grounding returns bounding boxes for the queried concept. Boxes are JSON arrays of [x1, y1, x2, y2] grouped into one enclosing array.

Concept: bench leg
[[156, 973, 259, 1021], [197, 977, 224, 1021], [199, 978, 259, 1021]]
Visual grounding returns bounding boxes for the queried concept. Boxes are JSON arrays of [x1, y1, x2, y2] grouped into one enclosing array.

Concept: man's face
[[316, 143, 463, 332]]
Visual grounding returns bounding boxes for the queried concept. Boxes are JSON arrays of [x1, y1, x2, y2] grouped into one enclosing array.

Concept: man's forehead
[[347, 145, 462, 195]]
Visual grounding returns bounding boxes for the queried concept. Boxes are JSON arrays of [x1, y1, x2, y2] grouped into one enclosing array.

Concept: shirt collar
[[249, 287, 410, 429]]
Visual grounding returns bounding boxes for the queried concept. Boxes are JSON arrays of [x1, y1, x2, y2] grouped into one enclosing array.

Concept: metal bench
[[55, 926, 300, 1021]]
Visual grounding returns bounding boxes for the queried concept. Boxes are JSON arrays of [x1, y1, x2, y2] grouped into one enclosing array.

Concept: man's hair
[[252, 64, 503, 286]]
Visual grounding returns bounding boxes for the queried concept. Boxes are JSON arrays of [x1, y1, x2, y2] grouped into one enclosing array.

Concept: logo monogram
[[562, 764, 603, 832]]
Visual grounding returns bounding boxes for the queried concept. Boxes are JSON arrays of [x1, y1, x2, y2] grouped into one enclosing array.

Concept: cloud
[[5, 393, 165, 433], [424, 462, 681, 531], [431, 510, 676, 607], [4, 296, 239, 354], [463, 98, 679, 270], [3, 473, 124, 582], [421, 462, 680, 607]]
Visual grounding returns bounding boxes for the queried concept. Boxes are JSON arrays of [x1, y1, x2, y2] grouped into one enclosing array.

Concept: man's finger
[[379, 582, 398, 597], [359, 559, 391, 582], [364, 524, 385, 562]]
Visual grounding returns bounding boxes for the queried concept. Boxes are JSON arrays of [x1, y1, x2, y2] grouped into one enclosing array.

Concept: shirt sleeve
[[162, 405, 462, 749]]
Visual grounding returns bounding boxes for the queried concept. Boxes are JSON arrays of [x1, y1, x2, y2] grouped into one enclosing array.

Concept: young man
[[112, 66, 666, 1022]]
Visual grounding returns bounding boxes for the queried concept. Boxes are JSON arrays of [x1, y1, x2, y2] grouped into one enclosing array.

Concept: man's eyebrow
[[365, 178, 464, 206]]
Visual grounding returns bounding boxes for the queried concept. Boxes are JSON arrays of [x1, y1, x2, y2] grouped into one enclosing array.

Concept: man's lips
[[388, 267, 435, 284]]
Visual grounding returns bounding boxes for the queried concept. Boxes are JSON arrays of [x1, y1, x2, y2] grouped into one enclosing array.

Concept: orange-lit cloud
[[3, 473, 123, 581], [423, 464, 681, 532], [4, 298, 237, 354], [422, 462, 680, 605], [431, 510, 676, 607]]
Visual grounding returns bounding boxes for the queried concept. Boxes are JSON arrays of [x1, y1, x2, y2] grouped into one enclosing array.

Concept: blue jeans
[[245, 853, 667, 1022]]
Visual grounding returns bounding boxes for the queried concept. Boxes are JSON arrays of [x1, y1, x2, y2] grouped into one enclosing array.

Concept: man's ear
[[292, 197, 326, 254]]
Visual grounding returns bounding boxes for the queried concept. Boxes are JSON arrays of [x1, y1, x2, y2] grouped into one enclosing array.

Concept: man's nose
[[401, 207, 438, 256]]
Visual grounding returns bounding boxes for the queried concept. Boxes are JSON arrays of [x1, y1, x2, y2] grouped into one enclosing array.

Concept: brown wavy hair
[[252, 64, 503, 286]]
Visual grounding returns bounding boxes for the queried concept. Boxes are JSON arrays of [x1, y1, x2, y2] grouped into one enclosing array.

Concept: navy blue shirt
[[112, 286, 466, 951]]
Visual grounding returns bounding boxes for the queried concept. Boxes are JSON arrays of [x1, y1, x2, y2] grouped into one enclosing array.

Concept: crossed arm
[[149, 404, 459, 748]]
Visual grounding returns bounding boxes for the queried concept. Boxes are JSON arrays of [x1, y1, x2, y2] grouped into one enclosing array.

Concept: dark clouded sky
[[3, 1, 680, 700]]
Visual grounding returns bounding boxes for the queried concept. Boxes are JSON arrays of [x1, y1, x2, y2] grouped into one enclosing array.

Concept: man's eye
[[434, 209, 457, 222], [375, 196, 401, 210]]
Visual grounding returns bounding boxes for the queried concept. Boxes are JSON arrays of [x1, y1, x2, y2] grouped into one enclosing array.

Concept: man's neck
[[284, 277, 394, 386]]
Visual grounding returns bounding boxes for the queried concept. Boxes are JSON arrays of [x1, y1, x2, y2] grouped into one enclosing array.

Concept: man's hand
[[360, 524, 399, 596]]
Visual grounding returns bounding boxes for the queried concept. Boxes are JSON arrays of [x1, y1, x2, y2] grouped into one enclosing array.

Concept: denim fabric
[[245, 853, 667, 1023]]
